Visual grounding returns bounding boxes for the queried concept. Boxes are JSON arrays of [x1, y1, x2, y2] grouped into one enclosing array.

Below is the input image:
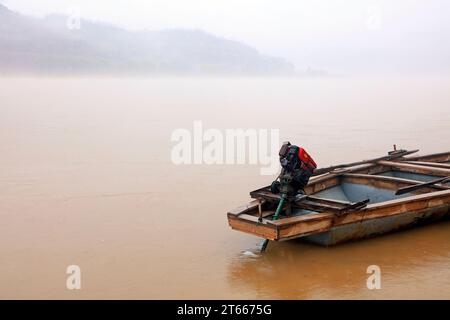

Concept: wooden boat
[[227, 150, 450, 246]]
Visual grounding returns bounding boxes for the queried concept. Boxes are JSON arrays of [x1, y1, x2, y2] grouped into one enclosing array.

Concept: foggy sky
[[3, 0, 450, 74]]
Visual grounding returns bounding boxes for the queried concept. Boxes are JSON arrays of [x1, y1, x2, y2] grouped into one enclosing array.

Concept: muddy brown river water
[[1, 76, 450, 299]]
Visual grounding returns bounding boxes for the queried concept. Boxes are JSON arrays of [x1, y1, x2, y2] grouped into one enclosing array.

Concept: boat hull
[[303, 204, 450, 245]]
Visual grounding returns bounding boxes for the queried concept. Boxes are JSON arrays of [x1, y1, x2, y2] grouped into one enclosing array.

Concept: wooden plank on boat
[[295, 200, 345, 212], [273, 215, 334, 239], [249, 187, 280, 202], [293, 197, 369, 214], [304, 175, 341, 194], [395, 177, 450, 195], [228, 215, 278, 240], [228, 199, 262, 217], [341, 173, 450, 191], [401, 161, 450, 169], [405, 151, 450, 163], [340, 163, 391, 176], [377, 160, 450, 176], [306, 195, 352, 205]]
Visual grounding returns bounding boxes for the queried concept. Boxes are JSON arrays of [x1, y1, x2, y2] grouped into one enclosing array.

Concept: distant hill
[[0, 4, 295, 75]]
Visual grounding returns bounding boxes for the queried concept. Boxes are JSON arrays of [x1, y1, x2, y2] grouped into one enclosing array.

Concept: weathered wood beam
[[228, 199, 263, 217], [306, 195, 352, 205], [401, 161, 450, 169], [341, 173, 449, 190], [377, 160, 450, 177], [405, 151, 450, 163], [295, 200, 345, 212], [228, 214, 278, 240]]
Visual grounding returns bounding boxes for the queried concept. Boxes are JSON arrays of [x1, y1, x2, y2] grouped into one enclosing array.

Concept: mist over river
[[1, 76, 450, 299]]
